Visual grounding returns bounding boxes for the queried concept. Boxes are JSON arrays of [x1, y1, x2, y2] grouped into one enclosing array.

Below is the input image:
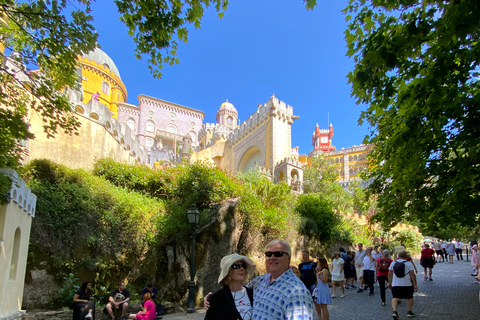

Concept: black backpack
[[393, 261, 407, 278]]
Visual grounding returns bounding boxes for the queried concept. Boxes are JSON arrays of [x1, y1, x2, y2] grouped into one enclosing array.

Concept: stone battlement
[[277, 157, 303, 168], [228, 95, 296, 147], [68, 88, 148, 163], [0, 169, 36, 217]]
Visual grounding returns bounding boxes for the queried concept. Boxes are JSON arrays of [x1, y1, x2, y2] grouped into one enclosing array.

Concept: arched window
[[10, 228, 21, 280], [127, 118, 135, 131], [189, 131, 196, 143], [101, 81, 110, 95], [146, 137, 153, 147], [167, 124, 177, 134], [146, 120, 155, 132]]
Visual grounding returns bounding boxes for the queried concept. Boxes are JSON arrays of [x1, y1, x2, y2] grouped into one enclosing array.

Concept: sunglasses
[[231, 263, 247, 270], [265, 251, 289, 258]]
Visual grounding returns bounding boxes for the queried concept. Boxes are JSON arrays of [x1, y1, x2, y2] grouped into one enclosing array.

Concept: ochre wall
[[26, 110, 138, 171]]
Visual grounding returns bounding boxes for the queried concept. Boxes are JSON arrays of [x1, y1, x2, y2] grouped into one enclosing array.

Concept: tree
[[303, 153, 339, 194], [296, 193, 339, 244], [0, 0, 229, 199], [344, 0, 480, 233]]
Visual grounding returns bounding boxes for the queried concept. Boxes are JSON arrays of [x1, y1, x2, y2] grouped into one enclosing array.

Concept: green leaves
[[0, 0, 97, 195], [113, 0, 229, 79], [345, 0, 480, 234]]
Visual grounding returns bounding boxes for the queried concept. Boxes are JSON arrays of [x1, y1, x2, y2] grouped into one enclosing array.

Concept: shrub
[[296, 194, 339, 243]]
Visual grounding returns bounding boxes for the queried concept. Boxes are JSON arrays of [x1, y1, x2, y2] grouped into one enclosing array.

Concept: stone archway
[[237, 146, 263, 173]]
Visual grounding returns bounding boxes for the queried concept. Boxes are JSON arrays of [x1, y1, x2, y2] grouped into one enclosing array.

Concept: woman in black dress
[[73, 281, 95, 320]]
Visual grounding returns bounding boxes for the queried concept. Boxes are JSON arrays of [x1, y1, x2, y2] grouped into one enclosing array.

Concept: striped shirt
[[247, 268, 314, 320]]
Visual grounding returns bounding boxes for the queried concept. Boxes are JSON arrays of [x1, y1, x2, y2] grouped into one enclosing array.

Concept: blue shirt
[[247, 268, 314, 320]]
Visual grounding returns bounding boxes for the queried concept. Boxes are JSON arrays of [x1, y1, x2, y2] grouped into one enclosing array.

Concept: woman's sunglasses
[[231, 263, 247, 270], [264, 251, 289, 258]]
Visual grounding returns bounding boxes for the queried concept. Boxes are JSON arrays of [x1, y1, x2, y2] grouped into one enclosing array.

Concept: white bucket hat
[[217, 253, 256, 284]]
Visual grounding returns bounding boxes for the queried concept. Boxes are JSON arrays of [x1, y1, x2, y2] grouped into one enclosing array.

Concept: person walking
[[315, 257, 333, 320], [376, 249, 393, 306], [298, 250, 318, 295], [362, 247, 376, 296], [355, 243, 367, 292], [446, 240, 455, 263], [389, 251, 418, 319], [433, 240, 444, 263], [330, 253, 345, 298], [420, 243, 435, 281], [455, 239, 464, 261]]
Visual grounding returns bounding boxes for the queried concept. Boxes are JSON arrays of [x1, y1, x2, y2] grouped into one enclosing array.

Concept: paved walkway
[[163, 258, 480, 319]]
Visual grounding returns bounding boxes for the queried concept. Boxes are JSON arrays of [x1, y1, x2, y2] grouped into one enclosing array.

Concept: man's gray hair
[[266, 239, 291, 256], [398, 250, 407, 258]]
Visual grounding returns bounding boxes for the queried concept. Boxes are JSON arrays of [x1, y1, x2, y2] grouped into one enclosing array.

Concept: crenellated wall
[[0, 170, 35, 320], [26, 89, 148, 170]]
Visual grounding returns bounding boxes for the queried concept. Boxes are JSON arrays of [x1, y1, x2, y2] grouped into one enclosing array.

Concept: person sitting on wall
[[73, 281, 95, 320], [105, 281, 130, 320]]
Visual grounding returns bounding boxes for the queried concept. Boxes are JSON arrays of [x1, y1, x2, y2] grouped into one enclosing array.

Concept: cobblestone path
[[164, 258, 480, 319]]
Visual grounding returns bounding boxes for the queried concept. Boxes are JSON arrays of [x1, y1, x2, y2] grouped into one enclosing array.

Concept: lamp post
[[186, 204, 200, 313]]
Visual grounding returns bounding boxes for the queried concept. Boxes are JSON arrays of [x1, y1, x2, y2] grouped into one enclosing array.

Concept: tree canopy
[[344, 0, 480, 234]]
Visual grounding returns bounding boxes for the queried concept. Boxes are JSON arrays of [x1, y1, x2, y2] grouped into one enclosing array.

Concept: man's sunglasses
[[265, 251, 289, 258], [231, 263, 247, 270]]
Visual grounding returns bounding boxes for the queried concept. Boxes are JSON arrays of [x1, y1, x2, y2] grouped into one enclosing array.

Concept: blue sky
[[89, 0, 370, 155]]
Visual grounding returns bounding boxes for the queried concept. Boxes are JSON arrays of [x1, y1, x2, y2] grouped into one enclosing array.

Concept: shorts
[[435, 250, 443, 255], [421, 257, 435, 268], [356, 266, 364, 279], [392, 286, 414, 299]]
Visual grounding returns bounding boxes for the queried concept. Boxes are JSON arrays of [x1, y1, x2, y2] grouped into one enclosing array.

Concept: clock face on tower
[[320, 136, 328, 143]]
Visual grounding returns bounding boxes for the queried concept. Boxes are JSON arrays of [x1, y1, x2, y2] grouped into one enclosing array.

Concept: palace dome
[[219, 100, 237, 113], [82, 46, 121, 80]]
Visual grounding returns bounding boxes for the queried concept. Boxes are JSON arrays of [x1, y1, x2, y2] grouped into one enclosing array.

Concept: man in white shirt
[[388, 251, 418, 319], [355, 243, 367, 292], [361, 247, 376, 296], [454, 238, 464, 261]]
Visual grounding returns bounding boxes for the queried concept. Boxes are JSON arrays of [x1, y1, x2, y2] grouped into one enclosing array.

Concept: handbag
[[312, 287, 318, 299]]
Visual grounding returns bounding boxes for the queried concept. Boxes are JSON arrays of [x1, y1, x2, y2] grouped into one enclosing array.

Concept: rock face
[[22, 199, 270, 310], [23, 269, 59, 310]]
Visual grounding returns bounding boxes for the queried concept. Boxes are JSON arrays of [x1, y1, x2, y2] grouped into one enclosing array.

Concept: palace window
[[146, 137, 153, 147], [146, 120, 155, 132], [167, 124, 177, 134], [127, 118, 135, 131], [101, 81, 110, 95]]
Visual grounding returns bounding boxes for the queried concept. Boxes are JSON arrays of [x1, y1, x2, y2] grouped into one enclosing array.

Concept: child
[[315, 257, 332, 320]]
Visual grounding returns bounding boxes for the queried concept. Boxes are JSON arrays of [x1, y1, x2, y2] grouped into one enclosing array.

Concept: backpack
[[393, 261, 407, 278], [378, 259, 391, 273]]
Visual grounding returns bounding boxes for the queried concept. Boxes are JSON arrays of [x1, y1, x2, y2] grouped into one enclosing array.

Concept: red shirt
[[421, 248, 435, 258]]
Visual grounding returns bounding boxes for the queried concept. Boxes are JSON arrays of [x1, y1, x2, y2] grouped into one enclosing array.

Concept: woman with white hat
[[204, 253, 256, 320]]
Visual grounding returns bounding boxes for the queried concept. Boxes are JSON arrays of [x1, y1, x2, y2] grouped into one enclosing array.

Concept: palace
[[304, 123, 373, 188], [23, 47, 303, 191]]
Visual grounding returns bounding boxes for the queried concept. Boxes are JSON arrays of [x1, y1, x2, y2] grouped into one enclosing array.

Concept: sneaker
[[85, 313, 92, 319], [345, 286, 350, 290], [340, 294, 345, 298], [350, 285, 357, 288], [392, 312, 399, 320], [428, 278, 433, 281], [369, 293, 374, 296], [424, 276, 428, 280], [407, 311, 415, 318], [331, 294, 337, 298], [357, 288, 363, 293]]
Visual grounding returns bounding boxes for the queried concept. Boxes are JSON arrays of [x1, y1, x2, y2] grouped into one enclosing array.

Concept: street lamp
[[186, 204, 200, 313]]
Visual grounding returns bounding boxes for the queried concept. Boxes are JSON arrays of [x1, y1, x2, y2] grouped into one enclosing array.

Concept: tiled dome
[[83, 46, 121, 80]]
